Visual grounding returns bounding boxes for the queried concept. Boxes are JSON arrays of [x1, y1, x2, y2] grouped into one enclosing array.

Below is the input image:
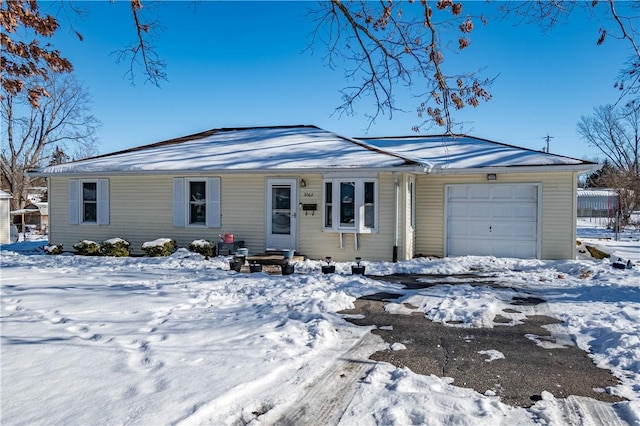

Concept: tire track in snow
[[273, 332, 385, 426]]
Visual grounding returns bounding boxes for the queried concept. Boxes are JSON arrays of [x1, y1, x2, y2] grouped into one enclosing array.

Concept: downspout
[[571, 172, 578, 259], [393, 172, 399, 262]]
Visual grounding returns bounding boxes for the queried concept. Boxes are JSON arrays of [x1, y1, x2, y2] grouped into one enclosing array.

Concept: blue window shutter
[[97, 179, 110, 225], [173, 178, 185, 227], [207, 177, 221, 228], [68, 179, 79, 224]]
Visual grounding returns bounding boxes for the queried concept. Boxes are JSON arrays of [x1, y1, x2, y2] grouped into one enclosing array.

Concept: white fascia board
[[428, 163, 601, 175], [28, 164, 428, 178]]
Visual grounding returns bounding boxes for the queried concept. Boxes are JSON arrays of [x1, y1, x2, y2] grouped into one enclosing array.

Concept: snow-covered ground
[[1, 221, 639, 425]]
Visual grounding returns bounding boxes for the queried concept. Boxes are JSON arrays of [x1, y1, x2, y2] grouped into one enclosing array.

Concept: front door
[[266, 178, 297, 250]]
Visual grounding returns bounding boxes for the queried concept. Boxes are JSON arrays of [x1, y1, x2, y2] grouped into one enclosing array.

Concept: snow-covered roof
[[0, 190, 12, 199], [577, 188, 618, 197], [32, 125, 418, 176], [360, 135, 598, 173], [31, 126, 599, 177]]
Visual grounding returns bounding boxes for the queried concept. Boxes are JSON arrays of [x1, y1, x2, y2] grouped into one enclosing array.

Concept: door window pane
[[273, 187, 290, 210], [272, 186, 291, 235]]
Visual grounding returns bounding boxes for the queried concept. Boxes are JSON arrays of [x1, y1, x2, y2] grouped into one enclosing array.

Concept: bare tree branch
[[1, 74, 100, 210], [312, 0, 494, 132], [113, 0, 167, 86]]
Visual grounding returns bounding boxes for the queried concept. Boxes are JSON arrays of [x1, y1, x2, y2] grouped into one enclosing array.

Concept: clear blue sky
[[41, 1, 633, 160]]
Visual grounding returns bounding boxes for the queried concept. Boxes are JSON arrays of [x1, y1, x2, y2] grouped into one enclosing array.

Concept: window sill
[[322, 228, 377, 234]]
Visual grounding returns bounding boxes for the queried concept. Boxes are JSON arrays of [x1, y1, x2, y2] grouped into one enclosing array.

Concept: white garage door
[[446, 184, 540, 258]]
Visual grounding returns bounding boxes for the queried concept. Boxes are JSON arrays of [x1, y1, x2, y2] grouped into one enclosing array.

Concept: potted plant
[[351, 257, 365, 275], [281, 261, 295, 275], [229, 256, 243, 272], [321, 257, 335, 274]]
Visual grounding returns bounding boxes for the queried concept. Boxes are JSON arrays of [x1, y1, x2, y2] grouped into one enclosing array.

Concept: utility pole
[[542, 134, 553, 153]]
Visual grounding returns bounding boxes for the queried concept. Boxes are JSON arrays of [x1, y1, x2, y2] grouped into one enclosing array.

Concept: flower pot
[[249, 263, 262, 273], [222, 233, 234, 243], [281, 263, 295, 275], [229, 259, 243, 272], [351, 265, 366, 275], [283, 249, 295, 259], [236, 248, 249, 256], [321, 265, 335, 274]]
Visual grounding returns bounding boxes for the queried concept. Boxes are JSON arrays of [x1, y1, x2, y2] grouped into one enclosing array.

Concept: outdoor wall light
[[487, 173, 497, 181], [300, 179, 307, 187]]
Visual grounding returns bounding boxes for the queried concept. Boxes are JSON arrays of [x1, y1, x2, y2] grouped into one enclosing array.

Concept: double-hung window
[[173, 177, 221, 228], [68, 179, 109, 225], [323, 177, 377, 233], [82, 182, 97, 223], [188, 180, 207, 225]]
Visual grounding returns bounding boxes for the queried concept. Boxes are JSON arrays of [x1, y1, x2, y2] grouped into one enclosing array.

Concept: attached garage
[[361, 134, 600, 260], [446, 184, 540, 258]]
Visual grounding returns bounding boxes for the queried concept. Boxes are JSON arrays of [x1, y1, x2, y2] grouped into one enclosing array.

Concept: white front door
[[266, 178, 298, 250]]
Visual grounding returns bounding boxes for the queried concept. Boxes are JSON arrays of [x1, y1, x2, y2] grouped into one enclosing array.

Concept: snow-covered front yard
[[1, 222, 639, 425]]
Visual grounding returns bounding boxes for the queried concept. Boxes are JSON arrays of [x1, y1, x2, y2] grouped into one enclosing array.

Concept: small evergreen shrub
[[101, 238, 130, 257], [141, 238, 176, 257], [188, 239, 216, 258], [44, 244, 63, 255], [73, 240, 101, 256]]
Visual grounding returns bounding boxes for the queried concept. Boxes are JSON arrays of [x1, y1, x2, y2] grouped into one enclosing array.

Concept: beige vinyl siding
[[50, 173, 400, 261], [415, 171, 578, 260], [50, 175, 266, 254]]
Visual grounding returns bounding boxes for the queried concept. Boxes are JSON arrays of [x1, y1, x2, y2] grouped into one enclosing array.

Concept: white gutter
[[428, 163, 601, 175], [27, 164, 430, 178]]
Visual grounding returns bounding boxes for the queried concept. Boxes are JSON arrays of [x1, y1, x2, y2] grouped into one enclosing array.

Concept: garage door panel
[[492, 185, 515, 199], [448, 186, 470, 200], [513, 205, 537, 219], [469, 186, 491, 199], [446, 184, 539, 259], [513, 185, 538, 200]]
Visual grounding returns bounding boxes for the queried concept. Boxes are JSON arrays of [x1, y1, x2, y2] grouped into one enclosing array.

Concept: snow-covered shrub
[[44, 244, 63, 255], [101, 238, 130, 257], [73, 240, 101, 256], [187, 239, 216, 258], [141, 238, 176, 257]]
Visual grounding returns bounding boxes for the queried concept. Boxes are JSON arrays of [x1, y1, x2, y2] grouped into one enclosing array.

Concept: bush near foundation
[[73, 240, 101, 256], [44, 244, 63, 255], [188, 240, 216, 258], [101, 238, 130, 257], [141, 238, 176, 257]]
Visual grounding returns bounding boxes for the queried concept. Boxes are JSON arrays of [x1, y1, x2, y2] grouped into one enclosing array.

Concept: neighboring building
[[10, 202, 49, 234], [0, 190, 11, 244], [29, 125, 599, 261], [577, 188, 619, 218]]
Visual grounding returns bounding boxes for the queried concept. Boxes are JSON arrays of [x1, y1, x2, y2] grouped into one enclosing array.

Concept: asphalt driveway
[[338, 276, 626, 408]]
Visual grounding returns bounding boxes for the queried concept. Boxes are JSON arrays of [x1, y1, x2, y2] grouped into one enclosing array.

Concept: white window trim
[[69, 179, 109, 225], [173, 177, 221, 228], [186, 178, 208, 227], [322, 177, 378, 233]]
